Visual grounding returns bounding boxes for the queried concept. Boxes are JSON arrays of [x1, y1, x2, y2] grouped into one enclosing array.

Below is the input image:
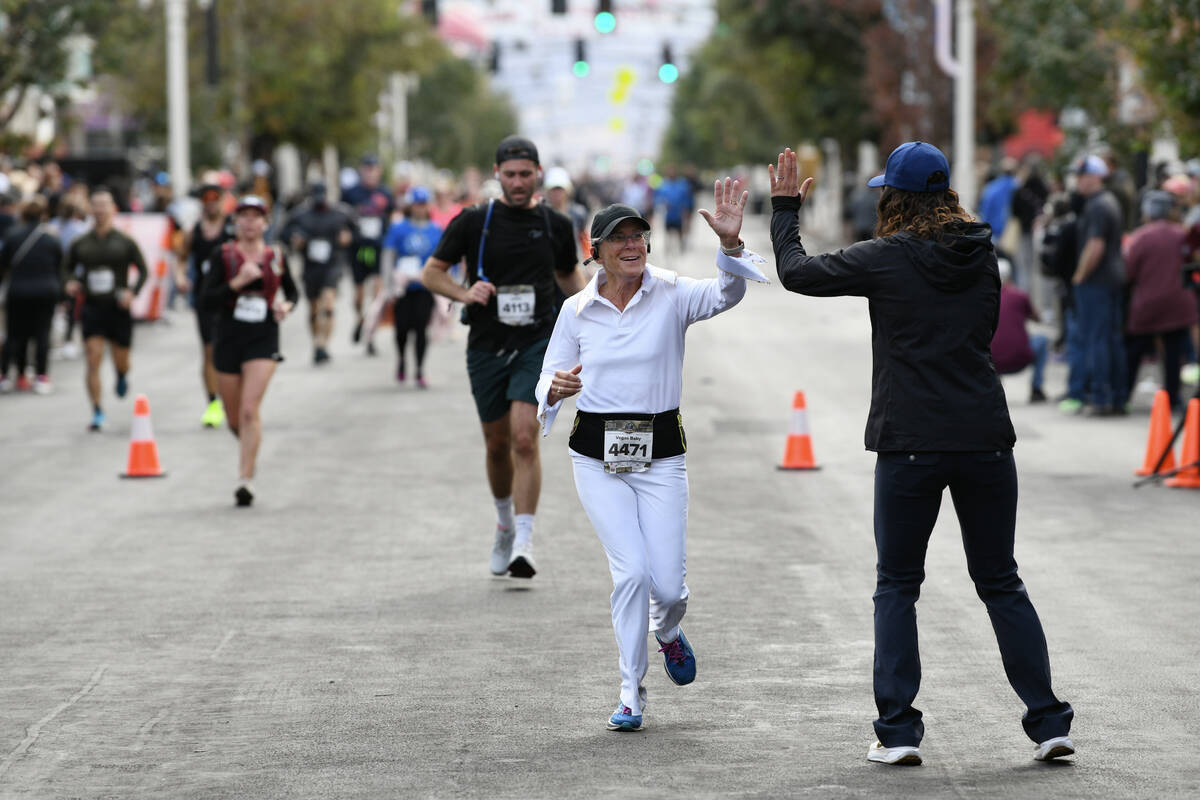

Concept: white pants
[[571, 452, 689, 715]]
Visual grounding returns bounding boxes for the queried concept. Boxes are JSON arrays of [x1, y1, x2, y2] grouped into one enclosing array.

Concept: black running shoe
[[352, 320, 363, 343], [313, 347, 331, 364], [235, 483, 254, 507]]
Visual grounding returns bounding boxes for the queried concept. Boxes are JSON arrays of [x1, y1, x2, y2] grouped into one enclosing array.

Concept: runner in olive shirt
[[421, 135, 586, 579], [62, 187, 148, 431]]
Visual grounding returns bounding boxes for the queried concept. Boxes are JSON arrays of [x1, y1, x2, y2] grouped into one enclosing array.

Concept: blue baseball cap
[[409, 186, 431, 204], [1075, 154, 1110, 178], [868, 141, 951, 192]]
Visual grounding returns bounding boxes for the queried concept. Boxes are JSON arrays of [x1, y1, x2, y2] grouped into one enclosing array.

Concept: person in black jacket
[[769, 143, 1074, 766], [0, 196, 63, 394]]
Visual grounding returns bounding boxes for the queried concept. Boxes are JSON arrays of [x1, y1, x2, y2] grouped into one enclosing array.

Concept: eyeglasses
[[604, 231, 650, 246]]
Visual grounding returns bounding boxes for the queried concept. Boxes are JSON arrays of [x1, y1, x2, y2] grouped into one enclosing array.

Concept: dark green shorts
[[466, 339, 549, 424]]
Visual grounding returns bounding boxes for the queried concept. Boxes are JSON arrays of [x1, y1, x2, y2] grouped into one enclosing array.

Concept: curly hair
[[874, 186, 975, 240]]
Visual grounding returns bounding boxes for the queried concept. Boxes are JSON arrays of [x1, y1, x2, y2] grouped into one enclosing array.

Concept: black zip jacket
[[771, 194, 1015, 452]]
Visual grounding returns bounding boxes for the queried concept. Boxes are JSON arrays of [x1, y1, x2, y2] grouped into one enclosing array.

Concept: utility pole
[[954, 0, 976, 211], [389, 73, 417, 162], [165, 0, 191, 197], [933, 0, 976, 210]]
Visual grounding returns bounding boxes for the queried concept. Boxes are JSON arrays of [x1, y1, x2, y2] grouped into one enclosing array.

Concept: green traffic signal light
[[594, 11, 615, 33], [658, 63, 679, 83], [573, 61, 590, 77]]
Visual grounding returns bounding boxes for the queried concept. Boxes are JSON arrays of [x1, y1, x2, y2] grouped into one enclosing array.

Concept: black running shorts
[[466, 338, 548, 424], [303, 265, 341, 301], [81, 304, 133, 348], [213, 323, 283, 374]]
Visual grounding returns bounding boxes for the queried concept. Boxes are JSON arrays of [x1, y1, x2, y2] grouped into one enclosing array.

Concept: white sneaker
[[868, 741, 922, 765], [0, 377, 12, 394], [1034, 735, 1074, 761], [61, 342, 80, 360], [489, 525, 515, 575], [507, 540, 537, 579]]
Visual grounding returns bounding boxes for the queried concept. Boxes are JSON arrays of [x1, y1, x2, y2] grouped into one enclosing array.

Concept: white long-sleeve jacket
[[535, 248, 767, 436]]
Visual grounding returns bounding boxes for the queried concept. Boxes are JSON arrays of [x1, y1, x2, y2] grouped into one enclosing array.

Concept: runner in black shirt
[[281, 182, 356, 364], [62, 187, 148, 431], [177, 182, 235, 427], [200, 195, 298, 507], [421, 136, 586, 579], [343, 154, 394, 355]]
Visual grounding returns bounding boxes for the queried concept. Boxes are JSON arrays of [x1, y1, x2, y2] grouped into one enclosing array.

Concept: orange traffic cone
[[121, 394, 166, 478], [1135, 390, 1176, 476], [779, 391, 820, 470], [1165, 398, 1200, 489]]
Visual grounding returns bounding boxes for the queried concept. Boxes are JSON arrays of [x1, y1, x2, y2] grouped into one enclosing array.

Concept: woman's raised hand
[[769, 147, 814, 203], [698, 177, 748, 249]]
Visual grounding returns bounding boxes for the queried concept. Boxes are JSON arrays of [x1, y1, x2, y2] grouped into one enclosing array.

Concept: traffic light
[[573, 38, 589, 77], [594, 0, 615, 34], [551, 0, 568, 13], [421, 0, 438, 25], [658, 43, 678, 84]]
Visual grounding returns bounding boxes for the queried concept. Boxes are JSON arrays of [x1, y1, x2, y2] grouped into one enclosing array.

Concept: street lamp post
[[165, 0, 191, 197], [933, 0, 976, 211], [953, 0, 976, 211]]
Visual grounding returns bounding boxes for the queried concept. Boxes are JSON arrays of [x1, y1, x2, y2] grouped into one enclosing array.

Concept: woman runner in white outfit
[[536, 179, 767, 731]]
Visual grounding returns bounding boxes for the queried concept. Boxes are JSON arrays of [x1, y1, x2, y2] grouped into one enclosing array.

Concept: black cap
[[495, 135, 539, 166], [590, 204, 650, 241], [360, 153, 380, 166]]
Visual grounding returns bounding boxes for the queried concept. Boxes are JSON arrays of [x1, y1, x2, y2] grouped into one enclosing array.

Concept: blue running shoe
[[656, 631, 696, 685], [89, 409, 105, 432], [606, 705, 643, 732], [115, 373, 128, 398]]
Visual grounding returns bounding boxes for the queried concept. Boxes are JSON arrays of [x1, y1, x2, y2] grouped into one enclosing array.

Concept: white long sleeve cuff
[[716, 247, 770, 283], [535, 378, 564, 438]]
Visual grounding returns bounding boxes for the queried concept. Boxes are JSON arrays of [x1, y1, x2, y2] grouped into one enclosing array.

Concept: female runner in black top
[[200, 195, 298, 506]]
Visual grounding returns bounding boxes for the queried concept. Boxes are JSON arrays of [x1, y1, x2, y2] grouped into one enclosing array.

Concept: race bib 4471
[[603, 420, 653, 474]]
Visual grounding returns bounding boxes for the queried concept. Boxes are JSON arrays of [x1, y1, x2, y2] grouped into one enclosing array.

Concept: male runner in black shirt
[[281, 182, 356, 364], [421, 136, 587, 578], [177, 182, 235, 427], [343, 154, 394, 355], [62, 187, 148, 431]]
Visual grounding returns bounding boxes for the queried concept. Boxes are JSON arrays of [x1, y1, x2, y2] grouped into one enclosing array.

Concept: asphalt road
[[1, 216, 1196, 799]]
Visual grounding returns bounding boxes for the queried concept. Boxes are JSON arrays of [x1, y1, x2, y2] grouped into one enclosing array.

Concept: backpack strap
[[475, 199, 496, 282]]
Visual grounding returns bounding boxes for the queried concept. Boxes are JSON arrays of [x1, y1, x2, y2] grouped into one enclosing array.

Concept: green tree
[[0, 0, 112, 145], [661, 0, 879, 169], [1124, 0, 1200, 153], [91, 0, 514, 170], [406, 57, 517, 171], [980, 0, 1124, 136]]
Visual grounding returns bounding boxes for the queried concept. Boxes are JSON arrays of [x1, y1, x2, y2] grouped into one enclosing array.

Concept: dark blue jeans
[[1067, 283, 1127, 408], [872, 450, 1073, 747]]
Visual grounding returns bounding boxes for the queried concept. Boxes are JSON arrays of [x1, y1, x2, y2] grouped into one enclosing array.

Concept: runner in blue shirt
[[382, 186, 442, 387], [655, 166, 695, 254]]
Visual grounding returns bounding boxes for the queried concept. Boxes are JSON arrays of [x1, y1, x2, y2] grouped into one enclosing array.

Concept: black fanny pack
[[568, 409, 687, 460]]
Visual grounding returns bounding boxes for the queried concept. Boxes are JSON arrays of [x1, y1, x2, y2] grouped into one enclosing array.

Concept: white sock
[[494, 496, 514, 530], [514, 514, 534, 546], [657, 625, 681, 644]]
